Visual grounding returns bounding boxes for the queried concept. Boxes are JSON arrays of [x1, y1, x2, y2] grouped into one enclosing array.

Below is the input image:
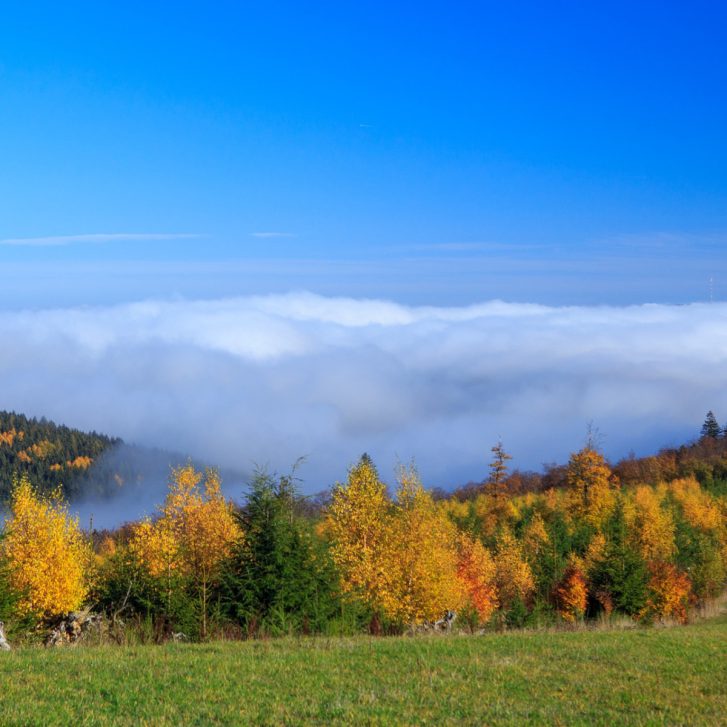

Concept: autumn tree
[[627, 485, 675, 563], [643, 562, 693, 624], [326, 455, 396, 621], [522, 512, 550, 565], [487, 441, 512, 497], [387, 465, 465, 624], [456, 533, 498, 624], [327, 458, 467, 626], [130, 464, 242, 638], [552, 555, 588, 622], [567, 446, 616, 528], [1, 475, 90, 619], [494, 529, 535, 614], [669, 477, 723, 533]]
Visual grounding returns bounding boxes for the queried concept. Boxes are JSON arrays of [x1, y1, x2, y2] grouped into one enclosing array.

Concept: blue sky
[[2, 1, 727, 308], [2, 2, 727, 500]]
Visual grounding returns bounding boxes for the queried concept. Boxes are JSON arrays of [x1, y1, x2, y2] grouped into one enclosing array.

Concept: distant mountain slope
[[0, 411, 250, 510], [0, 411, 120, 501]]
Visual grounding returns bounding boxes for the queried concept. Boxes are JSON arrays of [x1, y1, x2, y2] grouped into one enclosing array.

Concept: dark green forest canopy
[[0, 410, 120, 502]]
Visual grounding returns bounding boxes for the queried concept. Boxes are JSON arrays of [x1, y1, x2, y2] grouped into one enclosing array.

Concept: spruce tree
[[701, 411, 721, 439], [589, 499, 648, 616], [219, 469, 338, 635]]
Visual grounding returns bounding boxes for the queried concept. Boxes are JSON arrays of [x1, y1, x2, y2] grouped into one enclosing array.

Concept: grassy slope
[[0, 618, 725, 726]]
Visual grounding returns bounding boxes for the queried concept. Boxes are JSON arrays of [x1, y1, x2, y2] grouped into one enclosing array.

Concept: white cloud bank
[[1, 293, 726, 501]]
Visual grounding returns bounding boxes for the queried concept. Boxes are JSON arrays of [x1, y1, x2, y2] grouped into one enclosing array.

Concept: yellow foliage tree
[[327, 458, 466, 625], [567, 447, 616, 528], [669, 477, 727, 575], [387, 465, 466, 624], [627, 485, 675, 562], [326, 456, 396, 618], [494, 529, 535, 611], [129, 516, 180, 582], [1, 475, 90, 619], [522, 512, 550, 564], [583, 532, 607, 574], [472, 493, 518, 541], [669, 477, 723, 533], [129, 464, 242, 637]]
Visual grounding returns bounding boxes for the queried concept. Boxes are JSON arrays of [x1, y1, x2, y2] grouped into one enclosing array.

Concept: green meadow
[[0, 616, 725, 726]]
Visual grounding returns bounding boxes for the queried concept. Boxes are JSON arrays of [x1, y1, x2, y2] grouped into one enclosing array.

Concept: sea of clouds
[[2, 292, 726, 519]]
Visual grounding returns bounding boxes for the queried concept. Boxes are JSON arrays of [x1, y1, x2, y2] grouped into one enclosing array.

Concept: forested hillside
[[451, 415, 727, 502], [0, 411, 120, 501], [0, 410, 724, 648]]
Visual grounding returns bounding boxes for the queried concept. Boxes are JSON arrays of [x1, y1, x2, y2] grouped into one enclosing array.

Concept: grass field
[[0, 617, 725, 726]]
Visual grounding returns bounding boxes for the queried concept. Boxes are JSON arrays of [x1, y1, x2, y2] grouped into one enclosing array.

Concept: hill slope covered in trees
[[0, 411, 120, 502]]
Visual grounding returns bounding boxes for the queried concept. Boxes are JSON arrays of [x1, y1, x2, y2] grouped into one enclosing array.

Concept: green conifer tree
[[589, 499, 648, 616], [220, 469, 339, 635], [701, 411, 721, 439]]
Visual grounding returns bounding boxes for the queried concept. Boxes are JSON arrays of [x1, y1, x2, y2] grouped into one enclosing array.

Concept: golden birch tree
[[326, 456, 396, 617], [1, 475, 91, 619], [387, 465, 465, 624], [130, 464, 242, 637]]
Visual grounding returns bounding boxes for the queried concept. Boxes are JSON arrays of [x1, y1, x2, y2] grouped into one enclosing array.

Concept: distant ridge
[[0, 411, 250, 508], [0, 410, 121, 501]]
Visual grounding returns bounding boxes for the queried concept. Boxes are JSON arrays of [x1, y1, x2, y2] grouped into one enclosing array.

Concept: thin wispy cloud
[[408, 242, 547, 253], [0, 233, 204, 247], [250, 232, 297, 239], [587, 230, 727, 254]]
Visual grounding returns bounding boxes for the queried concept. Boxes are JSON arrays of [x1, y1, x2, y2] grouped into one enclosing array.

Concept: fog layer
[[2, 293, 725, 506]]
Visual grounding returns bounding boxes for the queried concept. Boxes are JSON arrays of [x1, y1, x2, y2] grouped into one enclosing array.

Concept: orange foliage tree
[[1, 475, 91, 619], [643, 562, 693, 624], [456, 533, 498, 624], [552, 556, 588, 622]]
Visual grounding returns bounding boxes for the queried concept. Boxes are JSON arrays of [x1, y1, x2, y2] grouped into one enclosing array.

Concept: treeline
[[4, 406, 727, 509], [452, 412, 727, 501], [0, 433, 725, 643], [0, 411, 119, 501]]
